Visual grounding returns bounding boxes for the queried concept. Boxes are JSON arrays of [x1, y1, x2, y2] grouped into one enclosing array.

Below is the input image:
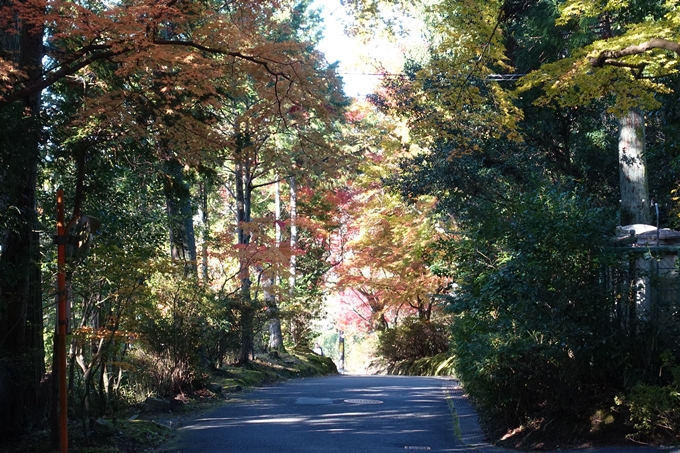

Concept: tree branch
[[1, 38, 295, 109], [590, 38, 680, 68], [153, 39, 293, 80], [0, 49, 117, 109]]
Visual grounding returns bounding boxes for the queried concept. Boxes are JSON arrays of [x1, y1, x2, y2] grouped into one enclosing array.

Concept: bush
[[447, 188, 621, 428], [618, 350, 680, 442], [377, 318, 449, 363], [386, 352, 456, 376], [131, 264, 224, 396]]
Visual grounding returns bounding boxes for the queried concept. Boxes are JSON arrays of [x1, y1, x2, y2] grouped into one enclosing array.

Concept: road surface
[[165, 374, 467, 452], [160, 374, 665, 453]]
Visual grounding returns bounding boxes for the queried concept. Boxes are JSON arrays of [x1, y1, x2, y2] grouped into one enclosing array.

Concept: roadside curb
[[444, 379, 506, 453], [443, 379, 667, 453]]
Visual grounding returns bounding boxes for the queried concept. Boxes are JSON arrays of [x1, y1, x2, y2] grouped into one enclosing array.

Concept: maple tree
[[517, 0, 680, 115], [333, 101, 448, 340], [337, 185, 446, 326], [206, 47, 349, 363], [370, 0, 523, 155]]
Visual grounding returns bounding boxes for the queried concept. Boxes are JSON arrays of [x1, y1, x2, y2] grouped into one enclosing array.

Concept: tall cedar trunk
[[235, 149, 254, 364], [200, 182, 210, 284], [264, 271, 284, 351], [162, 159, 197, 266], [0, 0, 46, 436], [267, 178, 285, 351], [288, 176, 298, 344], [619, 108, 651, 225], [289, 177, 297, 292]]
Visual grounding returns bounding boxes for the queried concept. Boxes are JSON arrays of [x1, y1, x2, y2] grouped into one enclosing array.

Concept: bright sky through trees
[[314, 0, 422, 97], [314, 0, 379, 96]]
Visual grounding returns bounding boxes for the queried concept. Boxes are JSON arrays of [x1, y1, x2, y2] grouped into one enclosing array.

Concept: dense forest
[[4, 0, 680, 449]]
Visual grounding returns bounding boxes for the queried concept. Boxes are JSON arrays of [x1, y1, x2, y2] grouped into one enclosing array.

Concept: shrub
[[447, 188, 621, 428], [386, 352, 456, 376], [377, 318, 449, 363], [618, 350, 680, 442]]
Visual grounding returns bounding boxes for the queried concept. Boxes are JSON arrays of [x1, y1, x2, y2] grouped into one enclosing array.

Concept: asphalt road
[[165, 374, 466, 453]]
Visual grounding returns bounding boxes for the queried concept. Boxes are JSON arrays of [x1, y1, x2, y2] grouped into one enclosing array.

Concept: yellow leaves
[[517, 16, 680, 115], [557, 0, 630, 25], [72, 326, 137, 346], [338, 160, 444, 309], [0, 59, 20, 82], [522, 1, 680, 115]]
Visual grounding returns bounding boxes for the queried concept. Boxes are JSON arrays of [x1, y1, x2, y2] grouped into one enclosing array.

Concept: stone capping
[[615, 224, 680, 246]]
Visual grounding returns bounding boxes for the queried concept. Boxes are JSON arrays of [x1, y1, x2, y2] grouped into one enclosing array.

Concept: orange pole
[[57, 190, 68, 453]]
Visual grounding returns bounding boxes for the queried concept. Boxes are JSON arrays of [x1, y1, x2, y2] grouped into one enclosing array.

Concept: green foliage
[[131, 264, 237, 396], [516, 0, 680, 116], [618, 350, 680, 441], [375, 0, 680, 443], [281, 229, 332, 348], [377, 317, 449, 362], [384, 352, 456, 376], [447, 187, 619, 426]]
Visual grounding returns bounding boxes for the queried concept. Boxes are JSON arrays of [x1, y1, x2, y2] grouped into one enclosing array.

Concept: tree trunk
[[200, 182, 210, 284], [275, 179, 282, 247], [618, 108, 651, 225], [288, 176, 299, 344], [0, 0, 46, 435], [263, 270, 285, 351], [235, 147, 254, 364], [289, 176, 298, 295], [162, 159, 197, 268], [267, 178, 285, 351]]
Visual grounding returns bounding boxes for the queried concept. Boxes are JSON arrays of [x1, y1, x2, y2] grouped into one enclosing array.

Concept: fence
[[605, 246, 680, 341]]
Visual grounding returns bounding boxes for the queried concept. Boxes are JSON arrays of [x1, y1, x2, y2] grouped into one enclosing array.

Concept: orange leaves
[[0, 0, 338, 116], [209, 216, 298, 283], [0, 59, 25, 101], [0, 0, 46, 31], [72, 325, 138, 346], [333, 143, 446, 323]]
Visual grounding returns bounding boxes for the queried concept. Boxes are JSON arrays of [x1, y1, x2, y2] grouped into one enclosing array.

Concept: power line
[[337, 72, 528, 81]]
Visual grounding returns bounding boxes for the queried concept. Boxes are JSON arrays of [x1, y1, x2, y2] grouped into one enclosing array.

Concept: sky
[[312, 0, 419, 98], [314, 0, 380, 97]]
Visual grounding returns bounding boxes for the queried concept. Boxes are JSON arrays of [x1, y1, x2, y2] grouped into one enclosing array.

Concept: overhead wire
[[334, 7, 523, 87], [335, 72, 527, 81]]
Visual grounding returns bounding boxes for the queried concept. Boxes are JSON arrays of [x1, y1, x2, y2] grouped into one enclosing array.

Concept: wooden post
[[338, 330, 345, 373], [56, 189, 68, 453]]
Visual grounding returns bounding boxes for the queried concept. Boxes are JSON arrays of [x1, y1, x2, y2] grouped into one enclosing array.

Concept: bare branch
[[0, 49, 117, 109]]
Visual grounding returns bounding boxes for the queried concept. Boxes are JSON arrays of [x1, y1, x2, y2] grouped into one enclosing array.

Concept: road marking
[[343, 399, 383, 404]]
